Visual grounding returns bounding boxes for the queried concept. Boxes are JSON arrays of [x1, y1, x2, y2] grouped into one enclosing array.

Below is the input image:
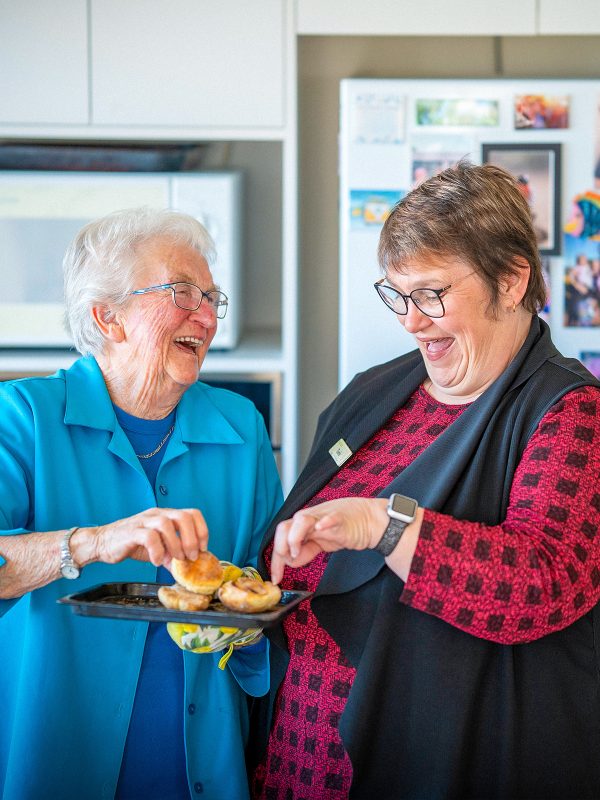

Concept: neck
[[97, 353, 182, 419]]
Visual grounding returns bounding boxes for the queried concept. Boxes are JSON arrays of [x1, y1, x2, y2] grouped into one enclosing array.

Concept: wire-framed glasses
[[374, 271, 475, 319], [130, 282, 229, 318]]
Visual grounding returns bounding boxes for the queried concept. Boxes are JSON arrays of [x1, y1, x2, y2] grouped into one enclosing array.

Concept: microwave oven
[[0, 170, 242, 349]]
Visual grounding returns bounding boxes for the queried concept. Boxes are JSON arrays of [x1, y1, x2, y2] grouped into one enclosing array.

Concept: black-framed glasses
[[374, 271, 475, 319], [130, 282, 229, 318]]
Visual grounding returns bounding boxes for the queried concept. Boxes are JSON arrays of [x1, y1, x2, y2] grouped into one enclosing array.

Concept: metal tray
[[58, 582, 312, 629]]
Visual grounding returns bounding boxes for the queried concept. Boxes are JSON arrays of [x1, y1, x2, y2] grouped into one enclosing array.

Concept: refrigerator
[[339, 77, 600, 389]]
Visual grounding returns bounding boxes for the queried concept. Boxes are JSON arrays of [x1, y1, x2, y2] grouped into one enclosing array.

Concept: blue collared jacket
[[0, 356, 283, 800]]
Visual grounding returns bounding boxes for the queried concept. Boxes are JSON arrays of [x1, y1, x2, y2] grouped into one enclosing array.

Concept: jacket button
[[194, 782, 204, 793], [159, 485, 168, 496], [188, 703, 196, 714]]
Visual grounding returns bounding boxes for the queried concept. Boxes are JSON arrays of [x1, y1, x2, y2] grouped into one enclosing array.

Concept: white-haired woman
[[0, 208, 282, 800]]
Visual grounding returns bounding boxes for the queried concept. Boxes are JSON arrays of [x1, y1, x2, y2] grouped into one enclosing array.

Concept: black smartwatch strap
[[374, 517, 409, 557]]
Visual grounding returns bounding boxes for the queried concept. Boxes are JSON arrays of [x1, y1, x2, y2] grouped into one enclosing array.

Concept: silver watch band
[[60, 526, 80, 576]]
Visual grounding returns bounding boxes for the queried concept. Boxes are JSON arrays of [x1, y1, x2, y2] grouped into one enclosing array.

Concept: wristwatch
[[374, 494, 418, 557], [60, 527, 81, 579]]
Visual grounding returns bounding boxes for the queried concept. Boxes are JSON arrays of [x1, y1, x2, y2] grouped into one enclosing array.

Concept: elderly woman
[[251, 163, 600, 800], [0, 208, 282, 800]]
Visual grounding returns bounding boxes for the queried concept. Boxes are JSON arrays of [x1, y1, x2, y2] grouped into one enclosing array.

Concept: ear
[[91, 305, 125, 343], [502, 257, 530, 308]]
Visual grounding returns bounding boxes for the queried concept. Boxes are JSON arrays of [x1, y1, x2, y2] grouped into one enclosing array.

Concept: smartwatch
[[60, 527, 81, 579], [374, 494, 418, 557]]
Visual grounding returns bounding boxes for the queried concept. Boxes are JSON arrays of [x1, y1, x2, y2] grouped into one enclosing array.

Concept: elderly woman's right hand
[[87, 507, 209, 568], [0, 507, 209, 600]]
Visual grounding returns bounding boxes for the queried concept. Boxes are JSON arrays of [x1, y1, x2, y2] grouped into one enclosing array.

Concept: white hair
[[63, 206, 216, 356]]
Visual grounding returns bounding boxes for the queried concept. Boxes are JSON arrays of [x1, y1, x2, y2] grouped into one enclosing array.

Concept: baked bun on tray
[[157, 584, 212, 612], [217, 577, 281, 613], [171, 550, 224, 595]]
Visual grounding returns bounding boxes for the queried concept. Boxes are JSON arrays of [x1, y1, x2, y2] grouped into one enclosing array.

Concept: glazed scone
[[171, 551, 224, 595], [218, 577, 281, 613], [157, 583, 212, 611]]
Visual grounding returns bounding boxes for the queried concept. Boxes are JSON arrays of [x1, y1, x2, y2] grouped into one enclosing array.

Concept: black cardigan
[[251, 318, 600, 799]]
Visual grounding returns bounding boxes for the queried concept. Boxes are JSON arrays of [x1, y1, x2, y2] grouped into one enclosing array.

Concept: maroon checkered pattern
[[252, 385, 600, 800]]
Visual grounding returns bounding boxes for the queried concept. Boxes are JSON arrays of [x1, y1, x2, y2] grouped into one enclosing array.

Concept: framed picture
[[482, 143, 561, 255]]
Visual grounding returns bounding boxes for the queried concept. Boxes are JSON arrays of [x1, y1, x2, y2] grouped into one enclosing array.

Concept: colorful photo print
[[514, 95, 569, 130], [415, 98, 499, 127], [595, 96, 600, 189], [482, 143, 561, 255], [564, 189, 600, 241], [349, 189, 405, 230], [411, 135, 474, 187], [563, 235, 600, 327], [539, 257, 551, 322], [580, 351, 600, 379]]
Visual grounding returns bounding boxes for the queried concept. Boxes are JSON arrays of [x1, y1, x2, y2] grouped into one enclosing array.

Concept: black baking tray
[[58, 582, 313, 628]]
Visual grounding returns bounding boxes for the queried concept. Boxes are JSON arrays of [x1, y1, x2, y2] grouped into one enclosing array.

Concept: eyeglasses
[[374, 271, 475, 319], [129, 282, 229, 318]]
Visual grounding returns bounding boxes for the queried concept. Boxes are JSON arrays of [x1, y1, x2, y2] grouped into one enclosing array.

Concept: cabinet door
[[91, 0, 285, 127], [0, 0, 88, 124], [538, 0, 600, 34], [297, 0, 535, 35]]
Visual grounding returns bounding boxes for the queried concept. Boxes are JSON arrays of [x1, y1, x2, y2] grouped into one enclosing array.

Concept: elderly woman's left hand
[[270, 497, 388, 584]]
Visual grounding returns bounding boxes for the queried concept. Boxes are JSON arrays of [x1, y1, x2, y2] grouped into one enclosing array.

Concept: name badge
[[329, 438, 352, 467]]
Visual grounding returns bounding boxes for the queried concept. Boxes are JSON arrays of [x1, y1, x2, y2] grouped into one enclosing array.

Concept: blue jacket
[[0, 356, 283, 800]]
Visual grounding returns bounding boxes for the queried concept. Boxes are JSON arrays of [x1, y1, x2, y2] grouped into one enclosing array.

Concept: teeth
[[175, 336, 204, 347]]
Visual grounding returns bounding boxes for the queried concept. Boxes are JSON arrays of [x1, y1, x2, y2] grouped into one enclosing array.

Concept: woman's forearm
[[0, 531, 66, 598]]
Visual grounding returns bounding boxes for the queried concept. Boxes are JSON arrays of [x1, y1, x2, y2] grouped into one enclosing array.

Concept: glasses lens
[[411, 289, 444, 318], [376, 284, 408, 314], [173, 284, 201, 310], [205, 291, 229, 319]]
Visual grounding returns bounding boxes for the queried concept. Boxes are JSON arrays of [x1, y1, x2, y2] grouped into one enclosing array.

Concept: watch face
[[390, 494, 418, 518], [61, 564, 80, 580]]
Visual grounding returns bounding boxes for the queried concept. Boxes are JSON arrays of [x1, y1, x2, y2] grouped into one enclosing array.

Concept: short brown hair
[[378, 161, 546, 315]]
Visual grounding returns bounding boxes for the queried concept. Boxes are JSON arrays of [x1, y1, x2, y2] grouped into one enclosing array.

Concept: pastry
[[157, 583, 212, 612], [217, 577, 281, 613], [171, 550, 224, 595]]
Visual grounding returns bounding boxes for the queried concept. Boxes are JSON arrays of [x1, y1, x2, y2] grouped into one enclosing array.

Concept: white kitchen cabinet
[[91, 0, 285, 128], [538, 0, 600, 35], [0, 0, 298, 490], [296, 0, 536, 36], [0, 0, 88, 125]]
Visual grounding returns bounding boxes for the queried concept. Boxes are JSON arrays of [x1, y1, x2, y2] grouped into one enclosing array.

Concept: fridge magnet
[[411, 134, 475, 187], [562, 235, 600, 327], [415, 98, 499, 127], [564, 189, 600, 241], [514, 95, 569, 130], [349, 189, 405, 230], [580, 351, 600, 379], [482, 143, 561, 255], [350, 91, 406, 145]]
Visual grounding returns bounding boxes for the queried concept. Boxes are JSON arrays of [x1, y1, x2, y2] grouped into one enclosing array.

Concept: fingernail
[[291, 548, 299, 559]]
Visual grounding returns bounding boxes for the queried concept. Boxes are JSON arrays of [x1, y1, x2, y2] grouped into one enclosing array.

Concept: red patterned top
[[252, 384, 600, 800]]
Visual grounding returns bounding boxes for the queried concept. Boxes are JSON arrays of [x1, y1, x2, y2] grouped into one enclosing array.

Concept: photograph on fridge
[[482, 143, 562, 255]]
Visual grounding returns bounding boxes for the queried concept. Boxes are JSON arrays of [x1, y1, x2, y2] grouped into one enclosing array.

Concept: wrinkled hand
[[92, 507, 208, 568], [270, 497, 387, 584]]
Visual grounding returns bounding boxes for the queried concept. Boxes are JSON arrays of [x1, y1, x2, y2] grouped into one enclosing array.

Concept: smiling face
[[99, 236, 219, 417], [387, 254, 531, 404]]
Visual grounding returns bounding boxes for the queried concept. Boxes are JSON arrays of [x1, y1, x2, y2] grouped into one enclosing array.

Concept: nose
[[188, 301, 218, 328], [400, 299, 430, 334]]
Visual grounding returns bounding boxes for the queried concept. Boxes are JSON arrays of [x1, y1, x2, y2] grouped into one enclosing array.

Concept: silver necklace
[[136, 425, 175, 460]]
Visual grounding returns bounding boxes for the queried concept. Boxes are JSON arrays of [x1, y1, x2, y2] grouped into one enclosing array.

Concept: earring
[[512, 300, 516, 313]]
